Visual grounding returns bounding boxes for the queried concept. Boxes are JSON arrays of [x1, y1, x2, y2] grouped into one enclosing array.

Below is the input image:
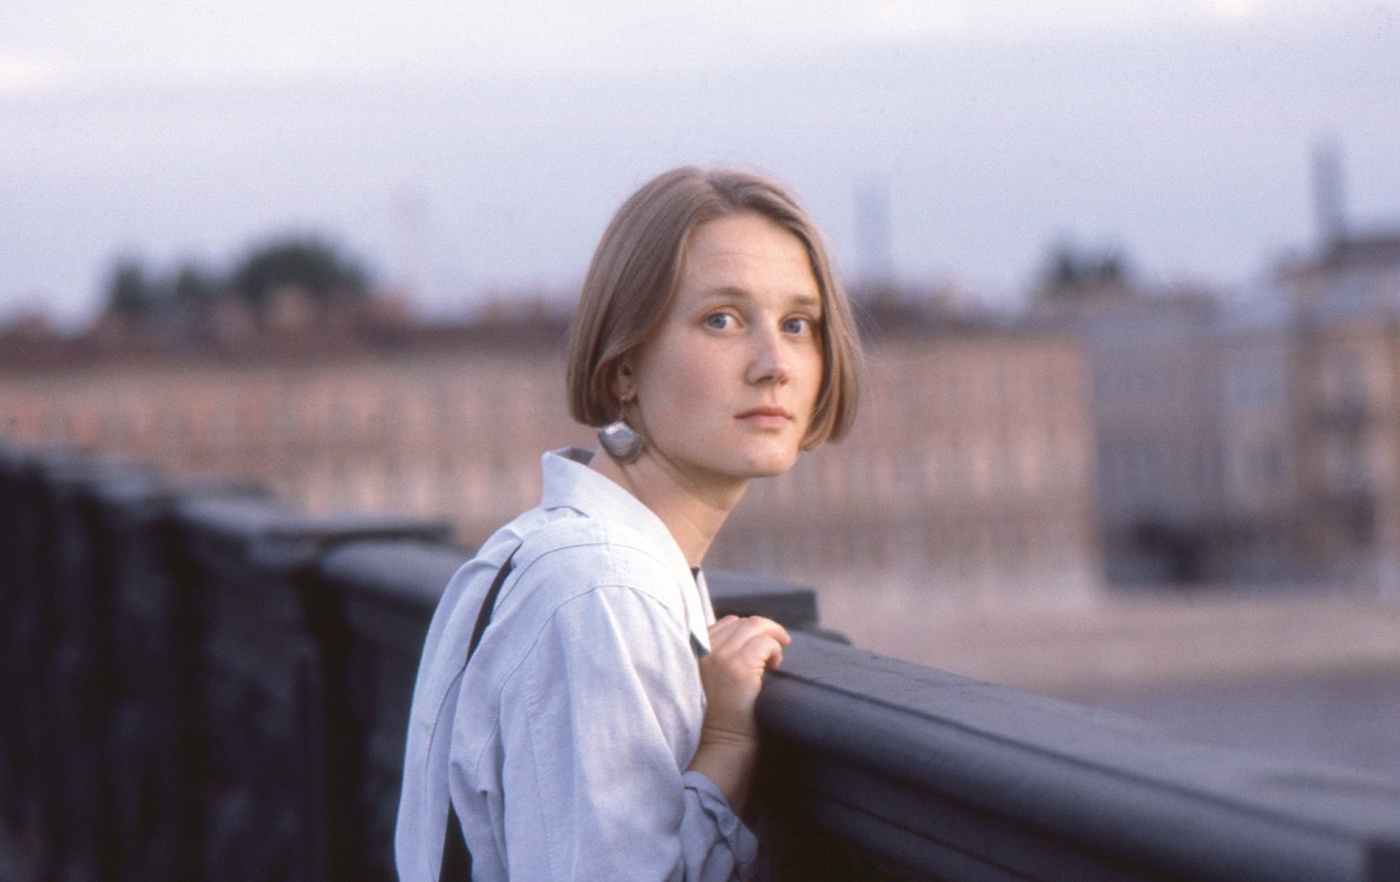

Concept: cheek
[[687, 336, 733, 380], [665, 355, 728, 413], [642, 382, 695, 427], [800, 347, 825, 401], [637, 344, 720, 414]]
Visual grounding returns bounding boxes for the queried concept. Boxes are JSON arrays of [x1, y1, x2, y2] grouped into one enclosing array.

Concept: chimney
[[1311, 139, 1347, 250], [855, 179, 894, 297]]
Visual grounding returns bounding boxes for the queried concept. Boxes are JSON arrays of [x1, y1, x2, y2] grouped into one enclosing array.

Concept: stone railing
[[1, 443, 1398, 881]]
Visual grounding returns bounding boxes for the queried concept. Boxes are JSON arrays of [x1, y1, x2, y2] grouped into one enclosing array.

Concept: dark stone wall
[[0, 444, 829, 882]]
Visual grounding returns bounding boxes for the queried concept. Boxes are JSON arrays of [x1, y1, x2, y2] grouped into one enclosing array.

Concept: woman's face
[[622, 211, 824, 493]]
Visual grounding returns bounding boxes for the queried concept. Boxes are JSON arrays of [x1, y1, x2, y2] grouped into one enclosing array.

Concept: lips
[[737, 405, 793, 429]]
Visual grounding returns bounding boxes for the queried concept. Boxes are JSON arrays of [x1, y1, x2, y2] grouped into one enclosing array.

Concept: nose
[[746, 325, 790, 386]]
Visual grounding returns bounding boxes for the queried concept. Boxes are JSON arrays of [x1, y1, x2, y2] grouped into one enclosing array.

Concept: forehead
[[678, 212, 820, 299]]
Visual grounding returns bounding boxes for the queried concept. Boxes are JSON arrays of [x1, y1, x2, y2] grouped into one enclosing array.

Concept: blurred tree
[[231, 237, 370, 310], [1041, 242, 1133, 295], [105, 257, 160, 320], [171, 262, 219, 312], [98, 235, 375, 335]]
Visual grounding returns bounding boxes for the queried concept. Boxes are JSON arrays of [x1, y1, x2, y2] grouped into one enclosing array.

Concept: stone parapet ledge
[[753, 632, 1400, 881]]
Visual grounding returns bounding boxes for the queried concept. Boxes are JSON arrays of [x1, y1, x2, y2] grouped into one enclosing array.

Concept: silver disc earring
[[598, 420, 644, 463]]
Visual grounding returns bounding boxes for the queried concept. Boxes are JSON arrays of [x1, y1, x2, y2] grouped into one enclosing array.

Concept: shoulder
[[473, 516, 686, 651], [480, 517, 694, 683], [513, 516, 675, 598]]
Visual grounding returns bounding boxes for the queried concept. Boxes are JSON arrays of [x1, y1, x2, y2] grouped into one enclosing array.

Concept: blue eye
[[705, 313, 733, 330], [783, 317, 813, 334]]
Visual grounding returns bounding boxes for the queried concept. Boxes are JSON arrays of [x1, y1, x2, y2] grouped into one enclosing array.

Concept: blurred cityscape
[[6, 156, 1400, 600], [4, 154, 1400, 780]]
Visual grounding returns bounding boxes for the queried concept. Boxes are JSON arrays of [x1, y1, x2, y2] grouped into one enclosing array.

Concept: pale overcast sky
[[3, 1, 1399, 325]]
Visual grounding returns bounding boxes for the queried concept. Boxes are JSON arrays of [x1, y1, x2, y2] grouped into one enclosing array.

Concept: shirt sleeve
[[492, 583, 758, 882]]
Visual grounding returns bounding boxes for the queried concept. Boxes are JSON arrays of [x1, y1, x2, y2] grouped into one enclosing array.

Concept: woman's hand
[[699, 615, 792, 741], [687, 615, 791, 812]]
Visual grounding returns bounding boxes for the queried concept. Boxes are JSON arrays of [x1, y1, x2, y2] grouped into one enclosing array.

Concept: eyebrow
[[698, 286, 823, 311]]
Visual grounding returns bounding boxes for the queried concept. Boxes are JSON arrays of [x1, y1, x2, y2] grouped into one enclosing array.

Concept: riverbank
[[816, 582, 1400, 693], [816, 583, 1400, 781]]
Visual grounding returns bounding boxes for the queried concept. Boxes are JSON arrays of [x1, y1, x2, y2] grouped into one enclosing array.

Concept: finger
[[707, 617, 792, 662], [728, 616, 790, 647], [735, 633, 786, 670], [706, 615, 743, 640]]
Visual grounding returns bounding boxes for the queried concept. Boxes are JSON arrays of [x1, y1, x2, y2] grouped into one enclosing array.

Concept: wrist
[[687, 737, 760, 814], [701, 718, 760, 747]]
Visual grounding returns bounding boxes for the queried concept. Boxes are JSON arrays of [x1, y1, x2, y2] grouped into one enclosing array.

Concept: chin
[[737, 449, 801, 478]]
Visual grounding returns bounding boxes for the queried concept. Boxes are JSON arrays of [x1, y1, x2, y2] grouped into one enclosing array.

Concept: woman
[[397, 167, 861, 881]]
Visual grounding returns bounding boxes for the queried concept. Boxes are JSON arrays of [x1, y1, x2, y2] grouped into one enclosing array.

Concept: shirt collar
[[540, 447, 715, 652]]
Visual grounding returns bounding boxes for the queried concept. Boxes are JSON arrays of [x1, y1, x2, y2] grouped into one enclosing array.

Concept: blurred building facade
[[0, 305, 1103, 602], [1210, 305, 1301, 582], [1019, 221, 1400, 595], [1285, 231, 1400, 595], [1028, 284, 1223, 583]]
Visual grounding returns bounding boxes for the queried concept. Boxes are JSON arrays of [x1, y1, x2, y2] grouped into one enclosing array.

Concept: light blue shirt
[[396, 447, 759, 881]]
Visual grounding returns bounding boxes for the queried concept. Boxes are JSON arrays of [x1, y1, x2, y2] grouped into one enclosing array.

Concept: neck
[[590, 448, 747, 567]]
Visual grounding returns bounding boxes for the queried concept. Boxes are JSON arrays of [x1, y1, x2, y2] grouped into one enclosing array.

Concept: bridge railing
[[2, 442, 1398, 881]]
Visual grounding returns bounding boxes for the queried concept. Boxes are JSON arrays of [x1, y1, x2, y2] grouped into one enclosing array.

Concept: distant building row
[[6, 223, 1399, 598], [0, 310, 1101, 603]]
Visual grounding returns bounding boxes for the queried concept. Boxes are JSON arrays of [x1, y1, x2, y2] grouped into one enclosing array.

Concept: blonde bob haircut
[[566, 167, 861, 450]]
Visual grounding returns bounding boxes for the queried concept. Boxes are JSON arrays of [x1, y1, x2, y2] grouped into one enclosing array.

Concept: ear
[[612, 360, 637, 404]]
